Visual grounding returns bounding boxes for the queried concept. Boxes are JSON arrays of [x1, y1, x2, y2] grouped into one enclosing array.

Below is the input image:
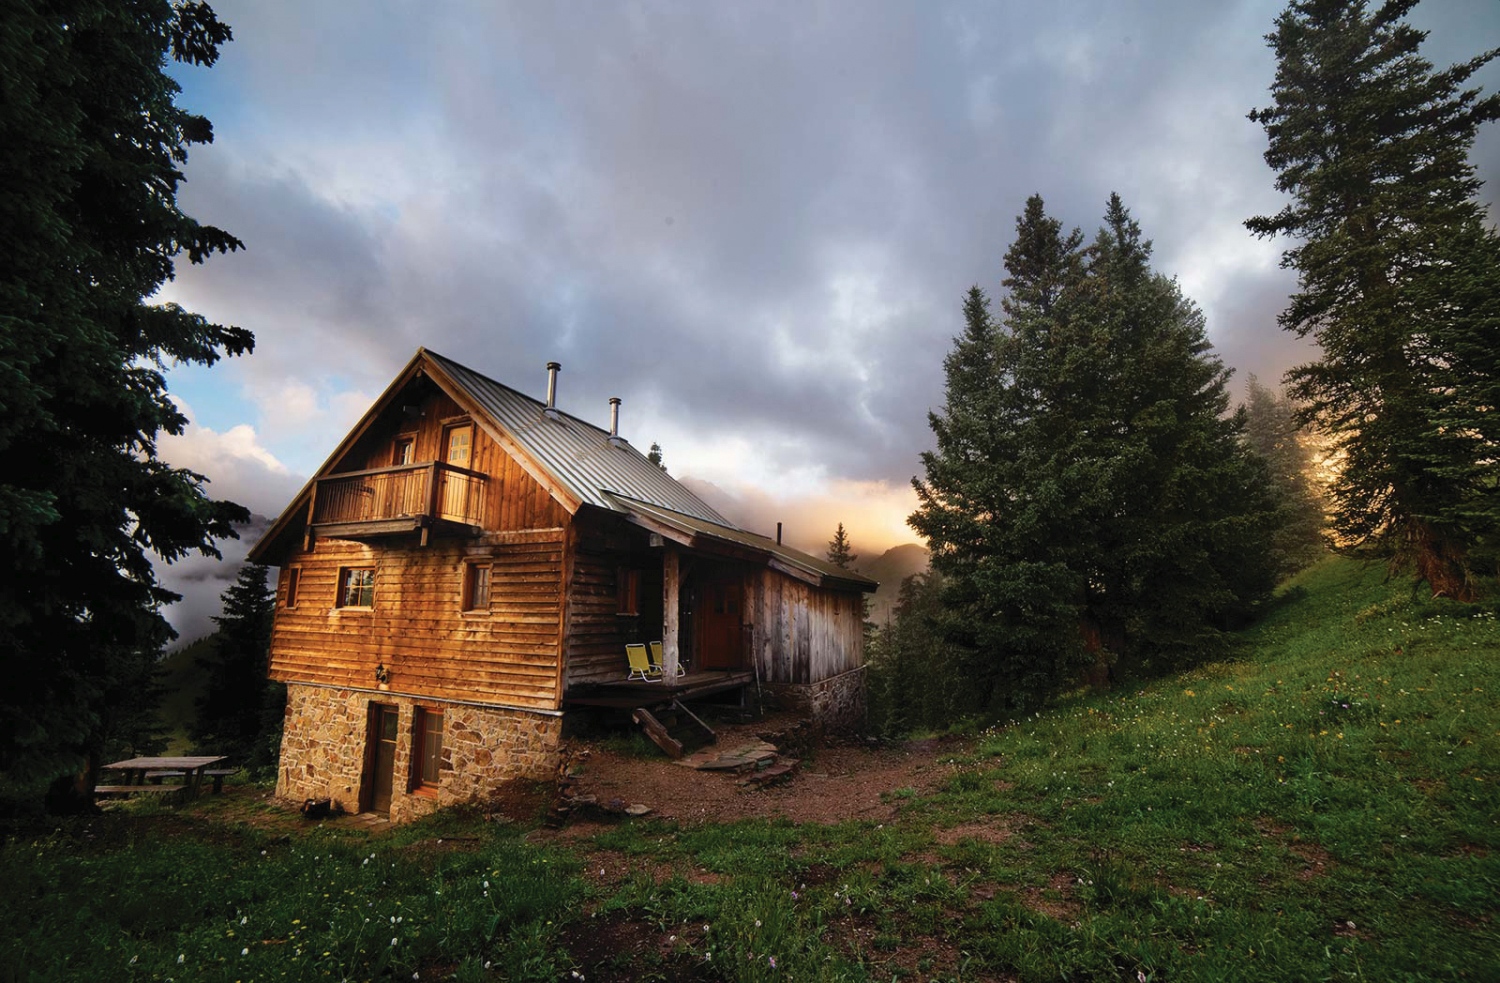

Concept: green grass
[[909, 558, 1500, 980], [1, 557, 1495, 981], [0, 812, 581, 982]]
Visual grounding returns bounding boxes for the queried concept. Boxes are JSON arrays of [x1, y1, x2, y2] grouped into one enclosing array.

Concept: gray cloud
[[161, 0, 1500, 546]]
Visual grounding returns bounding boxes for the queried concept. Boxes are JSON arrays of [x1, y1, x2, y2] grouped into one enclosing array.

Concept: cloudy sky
[[152, 0, 1500, 639]]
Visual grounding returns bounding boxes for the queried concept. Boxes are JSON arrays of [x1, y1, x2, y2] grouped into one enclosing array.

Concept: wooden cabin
[[249, 349, 876, 821]]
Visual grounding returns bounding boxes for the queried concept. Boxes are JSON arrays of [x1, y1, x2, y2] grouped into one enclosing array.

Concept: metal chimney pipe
[[545, 362, 561, 408], [776, 522, 782, 545], [608, 397, 621, 437]]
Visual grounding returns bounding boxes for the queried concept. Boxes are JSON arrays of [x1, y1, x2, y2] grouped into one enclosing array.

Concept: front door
[[365, 704, 399, 815], [698, 576, 743, 670]]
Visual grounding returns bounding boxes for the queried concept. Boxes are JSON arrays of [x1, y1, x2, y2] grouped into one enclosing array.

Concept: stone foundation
[[767, 666, 867, 734], [276, 683, 563, 824]]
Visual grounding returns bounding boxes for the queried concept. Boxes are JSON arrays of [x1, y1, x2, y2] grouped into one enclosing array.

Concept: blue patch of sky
[[163, 360, 257, 436]]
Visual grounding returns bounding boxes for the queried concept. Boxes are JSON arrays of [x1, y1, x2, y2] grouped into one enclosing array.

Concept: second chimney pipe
[[545, 362, 561, 415], [776, 522, 782, 545], [608, 397, 621, 439]]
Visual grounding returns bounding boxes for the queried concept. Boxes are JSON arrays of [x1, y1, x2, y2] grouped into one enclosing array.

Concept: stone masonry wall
[[767, 666, 867, 734], [277, 683, 563, 823]]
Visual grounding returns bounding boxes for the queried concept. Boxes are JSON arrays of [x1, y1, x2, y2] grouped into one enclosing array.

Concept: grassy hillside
[[2, 557, 1495, 981], [907, 556, 1500, 979]]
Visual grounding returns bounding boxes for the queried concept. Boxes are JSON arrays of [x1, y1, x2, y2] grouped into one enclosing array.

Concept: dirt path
[[551, 717, 966, 833]]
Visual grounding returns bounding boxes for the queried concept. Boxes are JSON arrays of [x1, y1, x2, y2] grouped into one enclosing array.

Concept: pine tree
[[647, 442, 668, 473], [912, 195, 1282, 709], [1247, 0, 1500, 598], [1242, 376, 1327, 576], [193, 564, 283, 765], [826, 523, 857, 569], [0, 1, 250, 781], [865, 571, 968, 735]]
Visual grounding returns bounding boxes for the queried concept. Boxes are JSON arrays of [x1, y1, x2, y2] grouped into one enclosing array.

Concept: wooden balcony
[[309, 462, 487, 544]]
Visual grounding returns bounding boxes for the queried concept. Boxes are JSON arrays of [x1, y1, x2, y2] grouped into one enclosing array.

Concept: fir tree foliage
[[910, 194, 1281, 712], [1247, 0, 1500, 598], [865, 572, 969, 736], [0, 0, 249, 778], [1241, 375, 1328, 577], [647, 442, 668, 473], [192, 564, 285, 766], [826, 523, 857, 569]]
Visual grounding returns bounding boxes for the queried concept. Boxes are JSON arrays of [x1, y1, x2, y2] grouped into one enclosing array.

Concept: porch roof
[[604, 493, 878, 592]]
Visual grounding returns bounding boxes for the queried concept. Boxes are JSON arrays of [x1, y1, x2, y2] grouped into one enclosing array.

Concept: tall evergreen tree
[[1242, 375, 1327, 576], [912, 195, 1281, 710], [193, 564, 283, 765], [1247, 0, 1500, 598], [0, 1, 250, 781], [826, 523, 857, 569]]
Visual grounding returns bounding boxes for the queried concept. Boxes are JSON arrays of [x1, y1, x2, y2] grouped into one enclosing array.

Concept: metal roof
[[426, 350, 733, 526]]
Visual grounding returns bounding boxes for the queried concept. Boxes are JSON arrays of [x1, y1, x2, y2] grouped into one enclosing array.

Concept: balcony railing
[[311, 462, 487, 532]]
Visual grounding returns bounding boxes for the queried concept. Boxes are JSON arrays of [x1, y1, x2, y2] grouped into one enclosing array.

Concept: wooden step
[[632, 707, 684, 759]]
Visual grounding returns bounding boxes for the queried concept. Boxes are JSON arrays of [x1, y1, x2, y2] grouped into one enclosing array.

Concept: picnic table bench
[[94, 784, 183, 799]]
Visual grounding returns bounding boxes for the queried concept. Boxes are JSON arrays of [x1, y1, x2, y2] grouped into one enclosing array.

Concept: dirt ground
[[549, 714, 968, 833]]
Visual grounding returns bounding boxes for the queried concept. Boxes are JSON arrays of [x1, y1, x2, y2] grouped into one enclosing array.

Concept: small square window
[[412, 708, 443, 788], [284, 567, 301, 609], [616, 568, 640, 615], [338, 567, 375, 608], [463, 562, 491, 612], [394, 437, 415, 466]]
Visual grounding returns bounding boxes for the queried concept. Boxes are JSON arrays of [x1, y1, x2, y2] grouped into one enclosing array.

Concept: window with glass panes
[[338, 567, 375, 608]]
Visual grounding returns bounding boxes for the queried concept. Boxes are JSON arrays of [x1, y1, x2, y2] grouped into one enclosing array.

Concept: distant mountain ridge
[[853, 543, 930, 626]]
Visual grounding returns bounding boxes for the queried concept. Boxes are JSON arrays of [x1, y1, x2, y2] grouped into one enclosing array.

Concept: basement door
[[363, 703, 399, 815]]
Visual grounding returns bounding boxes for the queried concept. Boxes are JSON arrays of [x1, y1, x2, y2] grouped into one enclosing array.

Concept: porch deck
[[563, 669, 754, 709]]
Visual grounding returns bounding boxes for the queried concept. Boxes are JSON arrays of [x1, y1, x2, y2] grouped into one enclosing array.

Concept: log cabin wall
[[269, 531, 567, 711], [562, 511, 663, 688], [747, 567, 865, 685]]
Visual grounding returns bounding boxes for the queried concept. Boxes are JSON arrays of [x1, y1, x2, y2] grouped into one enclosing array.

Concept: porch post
[[662, 546, 681, 679]]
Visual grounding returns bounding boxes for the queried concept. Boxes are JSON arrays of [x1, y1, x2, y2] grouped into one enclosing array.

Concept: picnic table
[[99, 755, 228, 798]]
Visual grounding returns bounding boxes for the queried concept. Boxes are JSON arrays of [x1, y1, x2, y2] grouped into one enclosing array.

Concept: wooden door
[[364, 704, 398, 815], [439, 424, 473, 521], [697, 576, 743, 670]]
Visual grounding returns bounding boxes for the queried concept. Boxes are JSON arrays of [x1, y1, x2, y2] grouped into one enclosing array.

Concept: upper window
[[338, 567, 375, 608], [412, 708, 444, 788], [616, 567, 641, 616], [463, 562, 491, 612], [393, 437, 416, 466], [284, 567, 301, 609], [443, 424, 473, 468]]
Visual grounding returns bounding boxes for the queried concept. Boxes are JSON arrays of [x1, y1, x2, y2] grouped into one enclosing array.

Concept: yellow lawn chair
[[649, 641, 686, 677], [625, 643, 661, 681]]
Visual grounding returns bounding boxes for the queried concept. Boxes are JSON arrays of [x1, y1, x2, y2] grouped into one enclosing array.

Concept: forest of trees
[[871, 0, 1498, 733]]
